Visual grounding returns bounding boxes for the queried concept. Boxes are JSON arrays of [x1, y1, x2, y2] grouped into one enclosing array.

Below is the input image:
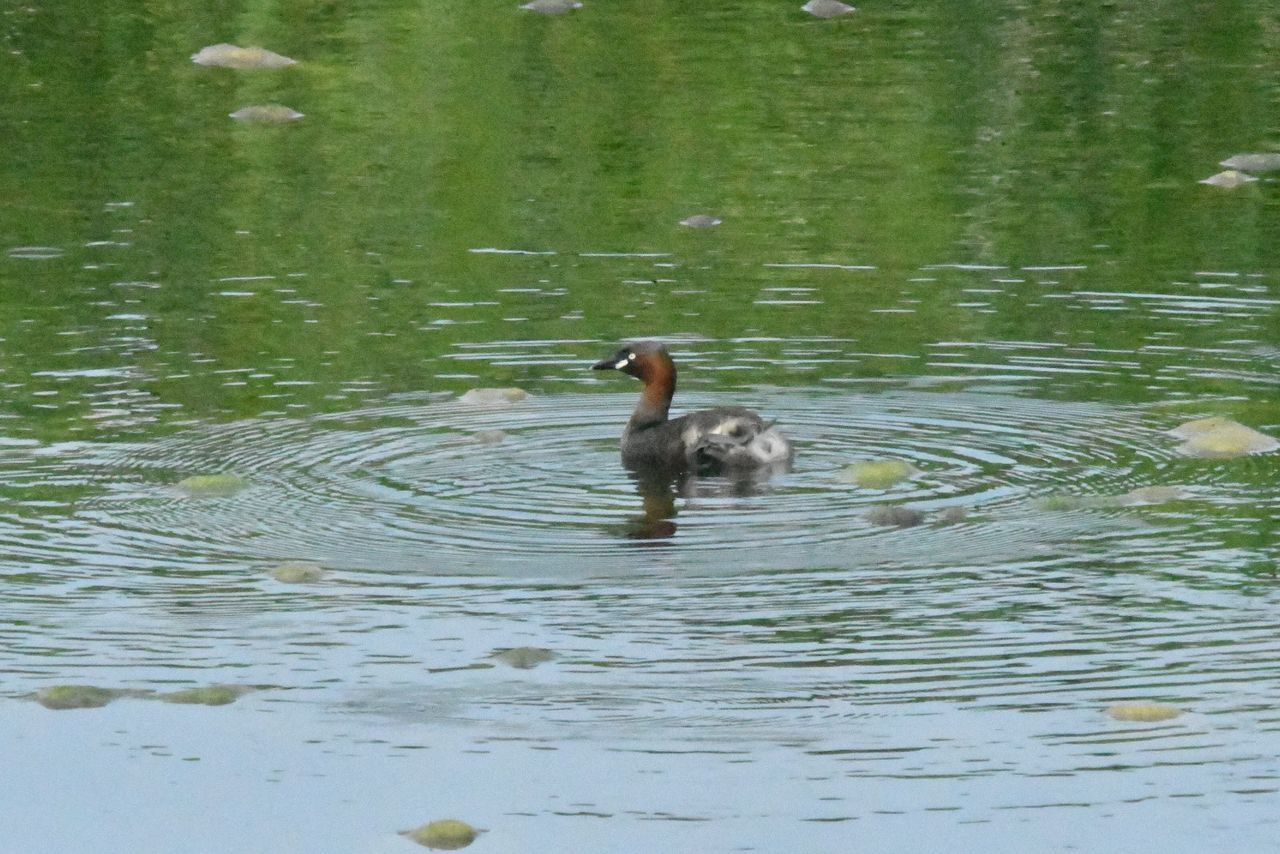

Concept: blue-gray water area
[[3, 2, 1280, 852]]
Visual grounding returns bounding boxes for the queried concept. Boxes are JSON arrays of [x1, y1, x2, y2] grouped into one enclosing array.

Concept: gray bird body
[[593, 342, 793, 474]]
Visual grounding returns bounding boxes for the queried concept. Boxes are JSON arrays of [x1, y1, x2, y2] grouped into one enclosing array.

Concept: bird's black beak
[[592, 348, 628, 371]]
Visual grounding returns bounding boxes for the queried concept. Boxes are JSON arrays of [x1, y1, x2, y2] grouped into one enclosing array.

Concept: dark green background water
[[2, 2, 1278, 852], [4, 0, 1278, 435]]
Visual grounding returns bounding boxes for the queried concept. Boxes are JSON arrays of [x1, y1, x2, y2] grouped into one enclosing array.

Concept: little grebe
[[592, 341, 793, 473]]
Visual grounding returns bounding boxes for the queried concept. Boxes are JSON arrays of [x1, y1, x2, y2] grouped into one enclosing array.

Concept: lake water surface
[[2, 2, 1279, 852]]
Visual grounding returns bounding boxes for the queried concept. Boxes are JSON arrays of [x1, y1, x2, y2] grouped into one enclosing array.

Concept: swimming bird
[[592, 341, 793, 474]]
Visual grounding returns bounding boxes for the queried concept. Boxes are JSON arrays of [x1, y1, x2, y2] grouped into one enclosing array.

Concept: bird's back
[[621, 406, 792, 472]]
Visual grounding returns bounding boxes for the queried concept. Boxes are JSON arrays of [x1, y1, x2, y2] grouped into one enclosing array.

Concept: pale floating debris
[[7, 245, 66, 260], [1198, 169, 1257, 188], [229, 104, 305, 122], [175, 473, 250, 497], [492, 646, 557, 669], [1219, 153, 1280, 173], [679, 214, 722, 229], [839, 459, 918, 489], [269, 561, 327, 583], [803, 0, 856, 17], [520, 0, 582, 12], [865, 505, 924, 528], [191, 43, 297, 69], [158, 684, 254, 706], [35, 685, 130, 710], [1169, 417, 1279, 458], [401, 819, 481, 850], [1106, 702, 1182, 722], [459, 387, 530, 405]]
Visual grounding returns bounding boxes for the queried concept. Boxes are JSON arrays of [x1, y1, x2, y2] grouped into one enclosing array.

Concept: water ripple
[[0, 388, 1230, 581]]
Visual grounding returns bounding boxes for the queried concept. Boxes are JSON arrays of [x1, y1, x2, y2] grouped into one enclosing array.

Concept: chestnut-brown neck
[[629, 352, 676, 428]]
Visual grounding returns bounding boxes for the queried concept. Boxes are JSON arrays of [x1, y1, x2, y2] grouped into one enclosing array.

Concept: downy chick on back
[[592, 341, 793, 474]]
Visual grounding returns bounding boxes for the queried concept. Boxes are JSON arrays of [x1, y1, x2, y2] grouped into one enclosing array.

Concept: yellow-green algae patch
[[459, 387, 529, 405], [1169, 417, 1279, 458], [839, 459, 918, 489], [175, 473, 249, 497], [269, 561, 327, 583], [401, 819, 480, 850], [1106, 702, 1182, 722], [35, 685, 135, 710], [492, 646, 557, 669], [159, 685, 254, 706]]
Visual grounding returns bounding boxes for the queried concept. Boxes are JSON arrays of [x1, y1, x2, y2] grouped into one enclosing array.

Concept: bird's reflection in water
[[621, 468, 680, 542], [618, 460, 790, 543]]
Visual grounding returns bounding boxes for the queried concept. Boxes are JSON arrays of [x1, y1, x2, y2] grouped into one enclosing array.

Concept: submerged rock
[[401, 819, 481, 850], [839, 459, 918, 489], [190, 43, 297, 69], [492, 646, 557, 669], [802, 0, 857, 17], [230, 104, 305, 122], [35, 685, 129, 710], [159, 685, 254, 706], [1106, 702, 1182, 722], [679, 214, 722, 228], [1219, 153, 1280, 173], [269, 561, 327, 583], [459, 387, 530, 405], [866, 505, 924, 528], [471, 429, 509, 445], [1169, 417, 1279, 458], [1198, 169, 1257, 188], [520, 0, 582, 12], [1036, 494, 1092, 511], [1039, 485, 1190, 511], [175, 473, 249, 497], [1109, 485, 1189, 506]]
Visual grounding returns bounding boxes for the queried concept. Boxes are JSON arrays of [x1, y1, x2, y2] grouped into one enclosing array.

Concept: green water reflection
[[2, 1, 1277, 441]]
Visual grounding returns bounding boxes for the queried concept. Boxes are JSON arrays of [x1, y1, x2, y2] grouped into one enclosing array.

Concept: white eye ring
[[627, 352, 636, 361]]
